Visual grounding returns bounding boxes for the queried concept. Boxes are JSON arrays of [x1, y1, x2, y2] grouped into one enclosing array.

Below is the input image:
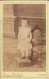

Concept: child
[[18, 19, 32, 59]]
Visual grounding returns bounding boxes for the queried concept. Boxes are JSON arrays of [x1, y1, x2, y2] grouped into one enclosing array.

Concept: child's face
[[21, 19, 28, 27]]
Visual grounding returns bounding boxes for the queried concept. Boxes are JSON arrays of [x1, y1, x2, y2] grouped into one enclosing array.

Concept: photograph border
[[0, 1, 49, 79]]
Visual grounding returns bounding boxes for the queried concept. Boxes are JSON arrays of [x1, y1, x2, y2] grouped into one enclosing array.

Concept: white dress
[[18, 26, 32, 57]]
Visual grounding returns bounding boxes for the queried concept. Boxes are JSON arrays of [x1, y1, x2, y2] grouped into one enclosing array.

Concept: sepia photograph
[[3, 4, 46, 72]]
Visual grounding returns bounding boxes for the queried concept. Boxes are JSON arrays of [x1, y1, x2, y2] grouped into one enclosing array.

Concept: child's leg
[[25, 44, 32, 58], [25, 49, 31, 58], [20, 48, 25, 58]]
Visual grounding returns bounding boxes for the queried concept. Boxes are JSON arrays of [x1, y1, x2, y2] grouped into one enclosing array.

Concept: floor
[[3, 37, 46, 72]]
